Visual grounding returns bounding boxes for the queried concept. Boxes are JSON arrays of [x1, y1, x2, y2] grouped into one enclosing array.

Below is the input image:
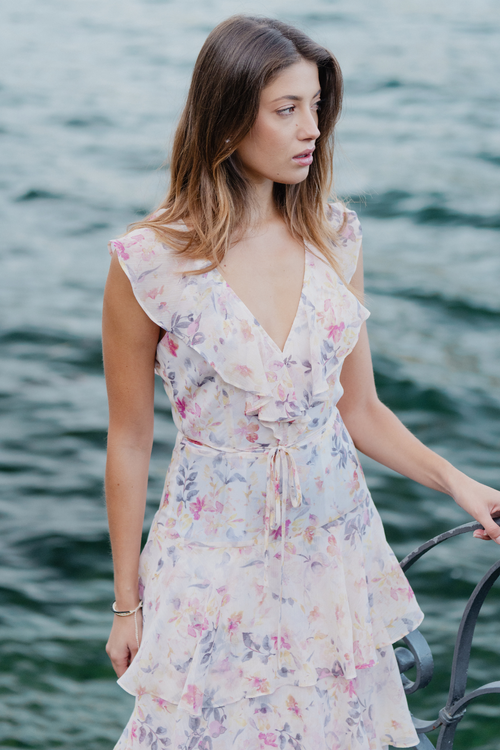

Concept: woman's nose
[[298, 109, 320, 140]]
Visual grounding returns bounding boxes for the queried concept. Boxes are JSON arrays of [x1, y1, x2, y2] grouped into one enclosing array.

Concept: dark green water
[[1, 0, 499, 748]]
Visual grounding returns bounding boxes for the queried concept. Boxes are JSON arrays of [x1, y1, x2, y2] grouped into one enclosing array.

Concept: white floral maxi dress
[[108, 204, 424, 750]]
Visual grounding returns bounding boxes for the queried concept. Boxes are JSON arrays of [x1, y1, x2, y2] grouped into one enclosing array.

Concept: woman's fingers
[[105, 640, 132, 677], [474, 516, 500, 544], [453, 478, 500, 544], [106, 615, 143, 677], [473, 528, 493, 541]]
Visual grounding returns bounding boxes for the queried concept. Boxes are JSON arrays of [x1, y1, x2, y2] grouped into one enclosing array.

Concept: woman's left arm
[[337, 247, 500, 543]]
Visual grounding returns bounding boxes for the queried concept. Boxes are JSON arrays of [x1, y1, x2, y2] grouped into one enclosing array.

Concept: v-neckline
[[213, 248, 309, 355]]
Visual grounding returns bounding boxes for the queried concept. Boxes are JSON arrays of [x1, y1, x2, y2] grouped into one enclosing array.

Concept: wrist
[[114, 583, 141, 611], [434, 461, 466, 498]]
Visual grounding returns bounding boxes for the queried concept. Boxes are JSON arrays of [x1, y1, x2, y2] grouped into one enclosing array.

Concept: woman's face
[[235, 58, 321, 186]]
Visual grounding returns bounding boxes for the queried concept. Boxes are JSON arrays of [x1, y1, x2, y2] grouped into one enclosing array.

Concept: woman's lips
[[292, 149, 314, 166]]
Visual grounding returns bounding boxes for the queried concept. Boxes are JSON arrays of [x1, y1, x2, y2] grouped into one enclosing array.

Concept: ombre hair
[[133, 15, 349, 279]]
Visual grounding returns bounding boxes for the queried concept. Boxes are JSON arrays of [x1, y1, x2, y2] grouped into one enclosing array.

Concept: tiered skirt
[[114, 495, 423, 750]]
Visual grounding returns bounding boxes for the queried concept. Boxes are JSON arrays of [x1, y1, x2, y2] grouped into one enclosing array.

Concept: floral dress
[[108, 204, 423, 750]]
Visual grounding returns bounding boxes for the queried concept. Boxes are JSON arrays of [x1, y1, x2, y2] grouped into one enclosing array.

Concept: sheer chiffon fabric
[[109, 204, 422, 749]]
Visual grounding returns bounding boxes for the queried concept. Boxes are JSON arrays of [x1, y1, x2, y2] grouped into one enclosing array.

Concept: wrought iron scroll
[[395, 518, 500, 750]]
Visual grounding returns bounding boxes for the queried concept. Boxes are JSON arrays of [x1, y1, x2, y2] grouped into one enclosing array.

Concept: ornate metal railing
[[395, 518, 500, 749]]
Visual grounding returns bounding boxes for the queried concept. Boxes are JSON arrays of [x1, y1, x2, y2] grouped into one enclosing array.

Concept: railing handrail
[[396, 517, 500, 749]]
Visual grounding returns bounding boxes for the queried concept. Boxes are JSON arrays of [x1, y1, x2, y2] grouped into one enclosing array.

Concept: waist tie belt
[[264, 446, 302, 668]]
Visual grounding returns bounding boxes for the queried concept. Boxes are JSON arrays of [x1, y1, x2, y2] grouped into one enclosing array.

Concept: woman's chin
[[274, 168, 310, 186]]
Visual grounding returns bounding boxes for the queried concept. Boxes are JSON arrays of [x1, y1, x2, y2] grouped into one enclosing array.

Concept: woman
[[103, 15, 500, 750]]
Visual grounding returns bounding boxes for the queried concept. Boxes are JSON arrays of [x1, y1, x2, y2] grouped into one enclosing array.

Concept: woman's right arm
[[102, 252, 161, 677]]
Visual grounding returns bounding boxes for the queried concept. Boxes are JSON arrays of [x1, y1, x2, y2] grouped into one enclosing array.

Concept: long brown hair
[[132, 15, 348, 277]]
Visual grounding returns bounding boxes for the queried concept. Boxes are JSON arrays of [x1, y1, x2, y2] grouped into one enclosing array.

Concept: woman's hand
[[106, 613, 143, 678], [450, 474, 500, 543]]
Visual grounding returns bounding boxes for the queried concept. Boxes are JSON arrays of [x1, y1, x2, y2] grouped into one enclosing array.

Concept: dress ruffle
[[109, 209, 369, 434], [115, 647, 419, 750], [117, 497, 423, 717]]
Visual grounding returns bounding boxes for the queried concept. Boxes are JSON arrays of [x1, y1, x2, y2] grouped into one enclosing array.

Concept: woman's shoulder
[[326, 201, 362, 243], [107, 214, 191, 330], [325, 201, 363, 283], [108, 210, 182, 264]]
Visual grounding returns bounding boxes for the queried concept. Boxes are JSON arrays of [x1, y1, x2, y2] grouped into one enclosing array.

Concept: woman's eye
[[277, 106, 295, 116], [312, 99, 322, 111]]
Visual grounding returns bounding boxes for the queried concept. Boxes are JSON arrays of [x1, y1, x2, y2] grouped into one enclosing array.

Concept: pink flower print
[[146, 285, 164, 300], [234, 364, 253, 378], [286, 695, 302, 717], [183, 683, 203, 712], [130, 721, 138, 740], [315, 476, 324, 491], [235, 419, 259, 443], [245, 423, 259, 443], [153, 697, 169, 709], [175, 398, 186, 418], [248, 676, 271, 693], [326, 321, 345, 343], [357, 659, 376, 670], [353, 638, 363, 661], [347, 470, 360, 495], [270, 519, 291, 541], [259, 732, 278, 747], [164, 333, 178, 357], [215, 501, 224, 513], [316, 667, 331, 679], [191, 495, 206, 520], [187, 615, 208, 638], [227, 611, 243, 637], [113, 240, 129, 260], [128, 233, 145, 246], [406, 585, 416, 602], [188, 402, 202, 419], [209, 721, 227, 738], [240, 319, 255, 342], [271, 633, 291, 650], [304, 526, 315, 544], [186, 313, 201, 338], [346, 680, 357, 699], [308, 606, 320, 623], [327, 535, 339, 556]]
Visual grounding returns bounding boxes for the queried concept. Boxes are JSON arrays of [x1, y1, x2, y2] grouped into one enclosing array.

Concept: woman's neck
[[244, 176, 280, 233]]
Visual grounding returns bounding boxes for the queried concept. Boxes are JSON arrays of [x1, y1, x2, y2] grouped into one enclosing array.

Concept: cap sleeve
[[327, 202, 363, 283], [108, 226, 181, 331]]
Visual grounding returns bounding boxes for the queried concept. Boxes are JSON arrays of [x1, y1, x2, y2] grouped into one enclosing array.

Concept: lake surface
[[1, 0, 499, 747]]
